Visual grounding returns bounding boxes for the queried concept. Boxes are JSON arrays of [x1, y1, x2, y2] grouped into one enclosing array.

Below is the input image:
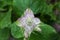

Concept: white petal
[[24, 31, 29, 38], [16, 18, 23, 27], [33, 18, 41, 25], [24, 8, 34, 18], [24, 26, 33, 40], [34, 26, 41, 32], [17, 17, 27, 27]]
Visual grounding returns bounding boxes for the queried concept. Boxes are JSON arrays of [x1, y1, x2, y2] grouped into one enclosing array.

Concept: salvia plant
[[0, 0, 60, 40]]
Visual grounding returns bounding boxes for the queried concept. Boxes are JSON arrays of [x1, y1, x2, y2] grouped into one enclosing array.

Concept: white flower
[[16, 8, 41, 40]]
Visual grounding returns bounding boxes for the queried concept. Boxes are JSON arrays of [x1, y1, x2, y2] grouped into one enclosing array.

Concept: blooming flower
[[16, 8, 41, 40]]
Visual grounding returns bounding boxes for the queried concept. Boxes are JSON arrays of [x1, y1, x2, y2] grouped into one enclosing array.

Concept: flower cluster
[[16, 8, 41, 40]]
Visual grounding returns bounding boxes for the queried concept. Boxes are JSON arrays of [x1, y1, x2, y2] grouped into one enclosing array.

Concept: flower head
[[16, 8, 41, 40]]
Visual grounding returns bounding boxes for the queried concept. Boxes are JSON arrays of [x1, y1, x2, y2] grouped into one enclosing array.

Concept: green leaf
[[56, 2, 60, 10], [0, 9, 11, 29], [29, 23, 57, 40], [39, 4, 56, 20], [1, 0, 12, 5], [0, 28, 10, 40], [13, 0, 46, 16], [11, 22, 24, 38]]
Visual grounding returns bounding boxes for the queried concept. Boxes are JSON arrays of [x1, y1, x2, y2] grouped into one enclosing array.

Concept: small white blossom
[[16, 8, 41, 40]]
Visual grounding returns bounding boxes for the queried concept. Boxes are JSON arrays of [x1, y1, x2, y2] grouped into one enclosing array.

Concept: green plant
[[0, 0, 60, 40]]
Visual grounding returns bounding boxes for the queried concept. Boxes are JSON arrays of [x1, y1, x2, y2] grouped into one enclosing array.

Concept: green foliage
[[13, 0, 56, 21], [0, 0, 60, 40], [0, 9, 11, 29], [14, 23, 58, 40], [0, 28, 10, 40], [55, 2, 60, 24], [11, 22, 24, 38], [29, 23, 57, 40], [56, 2, 60, 10], [13, 0, 42, 16]]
